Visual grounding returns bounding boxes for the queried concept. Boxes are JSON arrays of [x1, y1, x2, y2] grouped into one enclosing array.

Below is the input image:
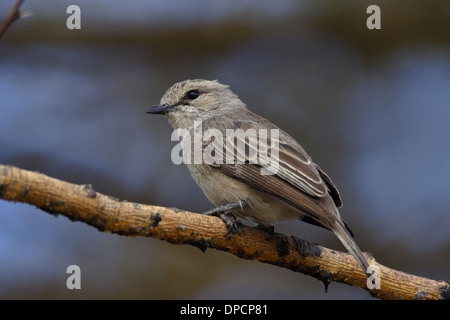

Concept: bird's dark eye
[[186, 90, 199, 100]]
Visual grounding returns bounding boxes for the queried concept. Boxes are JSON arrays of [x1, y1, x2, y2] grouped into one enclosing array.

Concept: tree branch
[[0, 0, 25, 38], [0, 163, 448, 299]]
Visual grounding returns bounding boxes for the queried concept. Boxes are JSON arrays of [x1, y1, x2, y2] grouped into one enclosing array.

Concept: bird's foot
[[202, 201, 243, 235]]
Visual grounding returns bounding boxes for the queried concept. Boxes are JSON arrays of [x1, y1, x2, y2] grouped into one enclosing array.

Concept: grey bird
[[147, 79, 370, 275]]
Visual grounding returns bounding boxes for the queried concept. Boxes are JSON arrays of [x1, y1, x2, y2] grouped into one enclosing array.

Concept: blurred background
[[0, 0, 449, 299]]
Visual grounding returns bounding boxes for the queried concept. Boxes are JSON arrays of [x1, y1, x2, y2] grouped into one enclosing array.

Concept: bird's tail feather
[[332, 221, 370, 275]]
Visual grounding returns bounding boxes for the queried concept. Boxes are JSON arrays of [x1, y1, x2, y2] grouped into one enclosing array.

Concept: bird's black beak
[[147, 104, 176, 115]]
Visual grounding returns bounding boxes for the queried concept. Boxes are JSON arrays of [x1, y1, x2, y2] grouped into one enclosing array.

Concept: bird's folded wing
[[201, 123, 342, 211]]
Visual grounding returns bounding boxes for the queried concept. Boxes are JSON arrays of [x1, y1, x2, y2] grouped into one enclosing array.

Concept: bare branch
[[0, 163, 448, 299], [0, 0, 25, 38]]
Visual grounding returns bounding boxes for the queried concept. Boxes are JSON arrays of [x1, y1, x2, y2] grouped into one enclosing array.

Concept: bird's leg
[[202, 201, 242, 216], [202, 201, 243, 235]]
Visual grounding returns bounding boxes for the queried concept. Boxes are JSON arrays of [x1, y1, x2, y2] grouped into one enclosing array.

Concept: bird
[[147, 79, 370, 275]]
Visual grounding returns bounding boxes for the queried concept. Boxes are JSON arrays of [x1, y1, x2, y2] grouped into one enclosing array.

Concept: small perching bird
[[147, 79, 370, 275]]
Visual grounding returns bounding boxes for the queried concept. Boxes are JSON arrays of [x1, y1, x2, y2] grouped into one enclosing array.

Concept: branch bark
[[0, 0, 25, 38], [0, 163, 448, 300]]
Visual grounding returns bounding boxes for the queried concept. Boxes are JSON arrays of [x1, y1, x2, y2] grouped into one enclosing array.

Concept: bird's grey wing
[[209, 120, 341, 204], [315, 164, 342, 207], [202, 119, 342, 226]]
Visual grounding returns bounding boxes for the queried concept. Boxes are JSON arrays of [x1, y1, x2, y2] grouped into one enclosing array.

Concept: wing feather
[[200, 118, 342, 214]]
